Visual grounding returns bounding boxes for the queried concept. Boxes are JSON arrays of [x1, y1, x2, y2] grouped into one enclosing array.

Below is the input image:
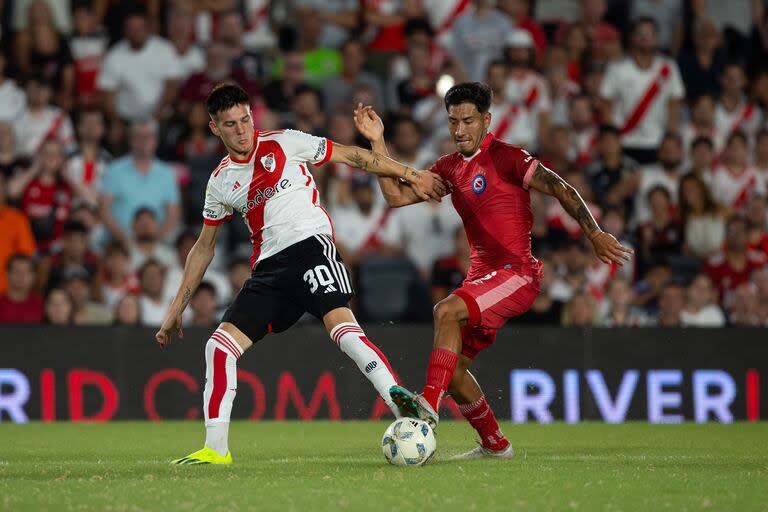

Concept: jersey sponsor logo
[[313, 139, 327, 161], [470, 271, 497, 284], [204, 207, 220, 219], [472, 174, 487, 194], [260, 153, 276, 173], [239, 178, 291, 213]]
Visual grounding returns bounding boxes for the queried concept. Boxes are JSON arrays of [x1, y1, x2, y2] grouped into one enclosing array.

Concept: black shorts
[[221, 234, 353, 343]]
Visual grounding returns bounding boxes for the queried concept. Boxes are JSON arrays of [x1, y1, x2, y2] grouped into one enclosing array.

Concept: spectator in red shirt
[[745, 193, 768, 255], [704, 215, 768, 306], [0, 254, 44, 324]]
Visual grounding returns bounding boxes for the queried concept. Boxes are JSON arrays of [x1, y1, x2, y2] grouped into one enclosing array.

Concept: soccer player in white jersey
[[156, 83, 446, 465]]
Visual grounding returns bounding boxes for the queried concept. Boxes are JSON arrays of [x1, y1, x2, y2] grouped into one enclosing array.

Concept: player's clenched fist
[[155, 313, 183, 348]]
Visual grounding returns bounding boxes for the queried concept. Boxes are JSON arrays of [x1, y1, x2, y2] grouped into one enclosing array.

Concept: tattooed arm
[[155, 223, 219, 347], [330, 143, 446, 202], [527, 163, 633, 265]]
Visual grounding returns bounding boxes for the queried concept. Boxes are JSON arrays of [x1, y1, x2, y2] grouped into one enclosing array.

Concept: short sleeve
[[161, 42, 184, 81], [428, 156, 449, 179], [96, 50, 120, 91], [498, 146, 539, 189], [202, 178, 233, 226], [599, 63, 618, 100], [278, 129, 333, 166], [668, 61, 685, 100]]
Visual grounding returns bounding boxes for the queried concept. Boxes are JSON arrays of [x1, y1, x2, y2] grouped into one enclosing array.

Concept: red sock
[[458, 395, 510, 452], [421, 348, 458, 411]]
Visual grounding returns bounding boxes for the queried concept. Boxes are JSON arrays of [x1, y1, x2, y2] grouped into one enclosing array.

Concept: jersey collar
[[461, 132, 495, 161], [229, 131, 259, 164]]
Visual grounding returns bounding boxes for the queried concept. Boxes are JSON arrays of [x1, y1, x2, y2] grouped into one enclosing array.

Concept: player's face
[[447, 103, 491, 156], [210, 103, 255, 159]]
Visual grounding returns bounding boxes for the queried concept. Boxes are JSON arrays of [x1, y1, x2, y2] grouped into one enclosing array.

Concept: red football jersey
[[430, 133, 542, 280]]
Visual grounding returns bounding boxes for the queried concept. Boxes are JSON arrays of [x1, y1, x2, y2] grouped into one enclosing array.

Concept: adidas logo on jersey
[[232, 181, 241, 191], [240, 179, 292, 213], [324, 284, 337, 293]]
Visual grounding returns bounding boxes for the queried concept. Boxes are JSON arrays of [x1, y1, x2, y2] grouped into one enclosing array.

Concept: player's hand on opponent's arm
[[408, 169, 448, 201], [156, 311, 184, 349], [588, 230, 634, 266]]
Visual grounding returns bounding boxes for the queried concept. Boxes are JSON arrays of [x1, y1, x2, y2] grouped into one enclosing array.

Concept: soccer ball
[[381, 417, 437, 466]]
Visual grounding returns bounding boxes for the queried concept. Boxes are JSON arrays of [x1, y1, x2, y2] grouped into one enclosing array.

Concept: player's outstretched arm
[[527, 163, 634, 266], [330, 133, 446, 202], [155, 223, 220, 348], [352, 104, 435, 207]]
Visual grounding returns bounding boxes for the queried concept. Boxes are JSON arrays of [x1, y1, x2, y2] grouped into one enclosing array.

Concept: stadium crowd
[[1, 0, 768, 328]]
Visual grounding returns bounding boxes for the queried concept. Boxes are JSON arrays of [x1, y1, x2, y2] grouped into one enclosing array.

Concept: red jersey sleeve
[[428, 155, 449, 179], [496, 145, 540, 190]]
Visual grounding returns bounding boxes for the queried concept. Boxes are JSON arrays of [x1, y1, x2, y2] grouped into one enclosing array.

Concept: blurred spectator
[[333, 174, 402, 267], [703, 215, 767, 306], [709, 131, 766, 210], [166, 8, 204, 83], [218, 10, 271, 85], [550, 240, 588, 302], [630, 0, 682, 54], [186, 281, 219, 328], [608, 132, 684, 226], [7, 139, 91, 251], [322, 39, 385, 116], [715, 62, 761, 144], [600, 205, 636, 282], [728, 283, 762, 326], [678, 173, 726, 259], [241, 0, 277, 50], [392, 44, 436, 114], [0, 255, 44, 324], [137, 258, 170, 327], [361, 0, 419, 76], [36, 220, 99, 293], [430, 226, 470, 304], [69, 2, 109, 108], [164, 230, 229, 307], [14, 75, 75, 158], [65, 108, 111, 196], [128, 208, 175, 270], [633, 262, 672, 310], [547, 169, 602, 241], [586, 125, 638, 213], [516, 258, 563, 325], [561, 291, 598, 327], [43, 287, 74, 325], [755, 129, 768, 176], [69, 201, 107, 254], [388, 17, 455, 97], [542, 46, 581, 127], [681, 273, 726, 327], [599, 277, 649, 327], [0, 174, 36, 295], [635, 186, 683, 278], [178, 42, 259, 113], [283, 8, 343, 87], [99, 119, 181, 243], [100, 240, 139, 310], [752, 266, 768, 307], [677, 17, 724, 101], [498, 0, 547, 59], [294, 0, 359, 49], [568, 94, 598, 167], [599, 18, 684, 164], [14, 0, 75, 109], [688, 136, 715, 178], [503, 29, 551, 152], [746, 193, 768, 254], [287, 85, 326, 134], [227, 258, 251, 300], [0, 54, 27, 122], [449, 0, 513, 82], [386, 114, 436, 169], [486, 59, 525, 145], [97, 10, 182, 122], [656, 281, 684, 327], [681, 94, 722, 163], [263, 51, 307, 113], [559, 22, 589, 84], [63, 267, 110, 325], [12, 0, 71, 35], [113, 293, 141, 326]]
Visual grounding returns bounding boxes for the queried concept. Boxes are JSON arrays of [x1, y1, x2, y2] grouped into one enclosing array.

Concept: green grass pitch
[[1, 421, 766, 511]]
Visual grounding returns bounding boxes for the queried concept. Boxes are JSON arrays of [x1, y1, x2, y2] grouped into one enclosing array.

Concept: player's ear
[[209, 119, 220, 137], [483, 111, 491, 130]]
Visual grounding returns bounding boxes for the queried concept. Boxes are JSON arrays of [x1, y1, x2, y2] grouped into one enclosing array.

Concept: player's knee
[[433, 299, 463, 325]]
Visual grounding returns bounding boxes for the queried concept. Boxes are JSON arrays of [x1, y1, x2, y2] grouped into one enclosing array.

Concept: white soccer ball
[[381, 417, 437, 466]]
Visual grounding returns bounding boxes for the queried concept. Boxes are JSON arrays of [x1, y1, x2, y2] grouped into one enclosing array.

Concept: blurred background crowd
[[1, 0, 768, 328]]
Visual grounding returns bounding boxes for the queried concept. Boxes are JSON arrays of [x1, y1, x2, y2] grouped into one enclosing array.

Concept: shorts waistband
[[253, 234, 330, 270]]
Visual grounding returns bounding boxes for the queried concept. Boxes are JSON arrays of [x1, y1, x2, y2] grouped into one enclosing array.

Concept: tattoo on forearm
[[181, 286, 192, 308], [533, 166, 598, 235]]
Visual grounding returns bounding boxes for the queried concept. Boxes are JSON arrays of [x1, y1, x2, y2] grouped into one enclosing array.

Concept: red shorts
[[452, 268, 540, 359]]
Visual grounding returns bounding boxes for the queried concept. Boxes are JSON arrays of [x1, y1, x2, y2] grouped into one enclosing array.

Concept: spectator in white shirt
[[0, 54, 27, 123], [166, 8, 205, 83], [137, 258, 170, 327], [128, 208, 176, 271], [450, 0, 514, 82], [97, 10, 182, 122], [186, 281, 219, 328], [599, 17, 685, 164], [14, 74, 75, 158], [681, 274, 726, 327], [163, 230, 230, 307]]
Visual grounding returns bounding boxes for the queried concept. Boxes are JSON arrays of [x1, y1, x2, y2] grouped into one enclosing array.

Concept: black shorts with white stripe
[[221, 234, 354, 344]]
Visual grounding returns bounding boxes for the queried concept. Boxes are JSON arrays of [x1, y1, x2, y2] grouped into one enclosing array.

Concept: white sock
[[203, 328, 243, 456], [330, 322, 400, 417]]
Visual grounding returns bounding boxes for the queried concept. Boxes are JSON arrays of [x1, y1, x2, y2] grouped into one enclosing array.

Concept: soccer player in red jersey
[[354, 82, 633, 459]]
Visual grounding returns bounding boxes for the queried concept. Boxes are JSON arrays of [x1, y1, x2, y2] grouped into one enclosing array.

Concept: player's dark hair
[[206, 82, 250, 118], [444, 82, 492, 114], [691, 135, 714, 151]]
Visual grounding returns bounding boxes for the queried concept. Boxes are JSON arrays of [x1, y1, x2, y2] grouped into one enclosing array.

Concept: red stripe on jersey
[[83, 160, 96, 184], [313, 139, 333, 167], [212, 157, 230, 177], [298, 163, 312, 186], [246, 140, 286, 267], [435, 0, 471, 34], [320, 206, 335, 238], [620, 63, 670, 135], [207, 347, 227, 419], [203, 214, 233, 226]]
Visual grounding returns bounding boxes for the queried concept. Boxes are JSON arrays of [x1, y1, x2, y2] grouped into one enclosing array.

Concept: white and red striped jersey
[[707, 165, 767, 210], [680, 122, 723, 162], [715, 99, 763, 142], [599, 55, 685, 149], [202, 129, 334, 267], [14, 106, 76, 157], [502, 71, 551, 151], [488, 100, 528, 146], [65, 149, 112, 190], [422, 0, 471, 48]]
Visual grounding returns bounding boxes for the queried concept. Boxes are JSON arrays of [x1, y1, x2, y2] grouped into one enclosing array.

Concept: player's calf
[[457, 394, 510, 453]]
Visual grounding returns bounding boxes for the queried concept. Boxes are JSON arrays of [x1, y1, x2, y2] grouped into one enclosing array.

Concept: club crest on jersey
[[260, 153, 276, 173], [472, 174, 487, 194]]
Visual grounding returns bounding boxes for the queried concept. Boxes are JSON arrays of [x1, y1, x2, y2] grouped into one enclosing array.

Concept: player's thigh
[[296, 234, 354, 320], [453, 268, 540, 330], [221, 272, 304, 344]]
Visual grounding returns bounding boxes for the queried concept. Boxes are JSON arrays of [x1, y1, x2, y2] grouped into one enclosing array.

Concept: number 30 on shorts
[[303, 265, 337, 294]]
